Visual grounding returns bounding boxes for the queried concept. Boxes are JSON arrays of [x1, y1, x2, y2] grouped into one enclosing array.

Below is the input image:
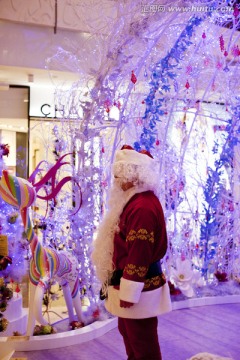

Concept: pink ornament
[[185, 80, 190, 89], [101, 180, 107, 188], [186, 65, 192, 75], [131, 70, 137, 85], [113, 100, 121, 109], [202, 31, 206, 39], [180, 253, 186, 261], [219, 35, 225, 52], [216, 61, 223, 70], [229, 201, 234, 212], [156, 139, 160, 146], [104, 99, 111, 113], [231, 45, 240, 57], [204, 58, 210, 67], [93, 308, 100, 319], [104, 99, 111, 107], [224, 50, 228, 57], [233, 6, 240, 19]]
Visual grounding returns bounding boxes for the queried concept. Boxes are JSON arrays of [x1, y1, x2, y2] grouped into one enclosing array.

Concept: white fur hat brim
[[112, 148, 158, 183], [114, 148, 155, 167]]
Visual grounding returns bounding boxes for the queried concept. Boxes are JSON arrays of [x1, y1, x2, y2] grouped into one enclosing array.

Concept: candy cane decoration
[[0, 170, 84, 335]]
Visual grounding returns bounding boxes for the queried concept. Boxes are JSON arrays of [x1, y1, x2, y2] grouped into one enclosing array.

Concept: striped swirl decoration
[[0, 170, 36, 209], [0, 170, 58, 279], [0, 164, 84, 332], [0, 170, 36, 239], [0, 170, 78, 289]]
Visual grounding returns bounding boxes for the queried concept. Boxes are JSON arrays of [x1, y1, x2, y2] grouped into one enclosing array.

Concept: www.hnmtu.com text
[[141, 4, 233, 13]]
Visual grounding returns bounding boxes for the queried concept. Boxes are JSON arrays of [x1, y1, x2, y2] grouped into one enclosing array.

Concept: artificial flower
[[171, 258, 195, 297]]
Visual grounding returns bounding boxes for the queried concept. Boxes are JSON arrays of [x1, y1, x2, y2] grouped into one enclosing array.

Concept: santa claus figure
[[92, 145, 171, 360]]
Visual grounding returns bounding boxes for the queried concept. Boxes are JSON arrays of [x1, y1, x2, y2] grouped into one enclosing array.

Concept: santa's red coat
[[105, 190, 172, 318]]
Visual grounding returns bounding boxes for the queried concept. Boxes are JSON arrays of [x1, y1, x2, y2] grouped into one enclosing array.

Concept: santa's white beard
[[107, 181, 126, 209], [91, 181, 144, 285]]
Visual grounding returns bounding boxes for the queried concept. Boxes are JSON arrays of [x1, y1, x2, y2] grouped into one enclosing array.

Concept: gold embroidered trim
[[124, 264, 148, 278], [126, 229, 154, 243], [143, 274, 166, 289]]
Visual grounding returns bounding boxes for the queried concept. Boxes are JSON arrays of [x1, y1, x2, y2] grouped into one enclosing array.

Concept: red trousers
[[118, 317, 162, 360]]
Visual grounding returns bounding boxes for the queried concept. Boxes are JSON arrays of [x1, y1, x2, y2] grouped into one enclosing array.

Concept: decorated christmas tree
[[0, 142, 28, 333], [0, 143, 28, 282]]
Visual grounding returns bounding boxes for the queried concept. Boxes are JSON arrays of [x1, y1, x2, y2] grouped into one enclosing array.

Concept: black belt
[[109, 261, 162, 286], [100, 261, 163, 300]]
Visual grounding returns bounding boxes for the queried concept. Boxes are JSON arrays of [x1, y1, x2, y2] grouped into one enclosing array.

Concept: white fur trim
[[114, 148, 155, 168], [188, 354, 233, 360], [120, 278, 144, 303], [105, 283, 172, 319]]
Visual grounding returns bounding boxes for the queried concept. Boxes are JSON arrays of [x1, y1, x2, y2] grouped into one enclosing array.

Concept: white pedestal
[[0, 293, 28, 337]]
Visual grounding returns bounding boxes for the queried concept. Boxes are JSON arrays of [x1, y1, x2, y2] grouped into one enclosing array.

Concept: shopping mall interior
[[0, 1, 240, 359]]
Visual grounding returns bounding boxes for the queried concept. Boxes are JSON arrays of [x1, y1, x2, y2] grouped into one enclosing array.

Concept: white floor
[[8, 302, 240, 360]]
